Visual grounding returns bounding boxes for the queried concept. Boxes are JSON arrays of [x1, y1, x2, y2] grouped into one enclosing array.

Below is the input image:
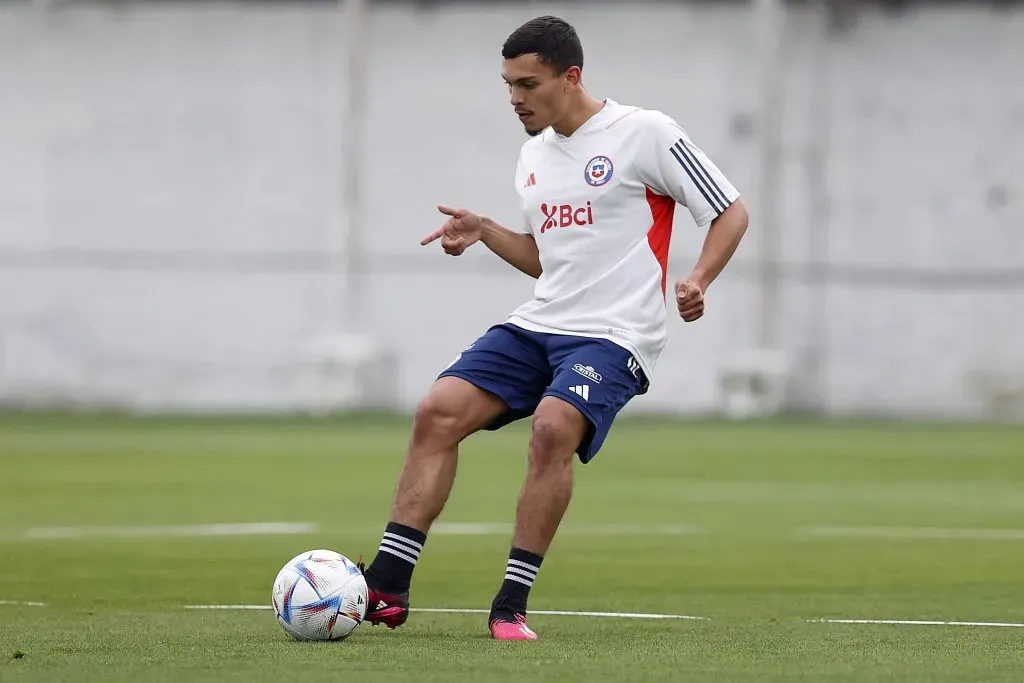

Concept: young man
[[359, 15, 749, 640]]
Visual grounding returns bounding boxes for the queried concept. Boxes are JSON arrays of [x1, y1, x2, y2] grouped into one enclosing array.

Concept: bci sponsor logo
[[540, 202, 593, 233]]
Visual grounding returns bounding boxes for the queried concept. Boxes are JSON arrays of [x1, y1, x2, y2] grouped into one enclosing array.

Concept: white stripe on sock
[[505, 566, 537, 583], [382, 531, 423, 552], [507, 559, 540, 574], [380, 538, 421, 560], [378, 545, 418, 565], [503, 573, 534, 587]]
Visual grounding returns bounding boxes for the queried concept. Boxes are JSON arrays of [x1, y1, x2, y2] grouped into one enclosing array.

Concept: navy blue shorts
[[437, 323, 648, 463]]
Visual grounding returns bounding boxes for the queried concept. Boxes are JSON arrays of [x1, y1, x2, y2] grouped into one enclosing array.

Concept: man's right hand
[[420, 205, 485, 256]]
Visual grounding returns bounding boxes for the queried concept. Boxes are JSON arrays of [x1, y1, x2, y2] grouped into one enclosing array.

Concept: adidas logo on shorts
[[568, 385, 590, 401]]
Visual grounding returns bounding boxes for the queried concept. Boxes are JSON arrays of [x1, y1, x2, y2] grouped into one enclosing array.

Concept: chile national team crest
[[584, 155, 614, 187]]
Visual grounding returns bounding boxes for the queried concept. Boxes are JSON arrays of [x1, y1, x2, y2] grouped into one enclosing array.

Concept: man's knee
[[529, 397, 589, 469], [411, 377, 505, 447], [412, 394, 460, 445]]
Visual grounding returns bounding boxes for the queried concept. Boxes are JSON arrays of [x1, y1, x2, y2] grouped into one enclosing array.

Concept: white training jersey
[[506, 98, 740, 385]]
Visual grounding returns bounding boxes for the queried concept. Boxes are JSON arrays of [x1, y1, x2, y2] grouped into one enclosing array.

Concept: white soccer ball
[[271, 549, 368, 641]]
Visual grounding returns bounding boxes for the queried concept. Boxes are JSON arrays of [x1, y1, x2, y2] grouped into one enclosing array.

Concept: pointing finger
[[437, 204, 468, 218], [420, 226, 447, 246]]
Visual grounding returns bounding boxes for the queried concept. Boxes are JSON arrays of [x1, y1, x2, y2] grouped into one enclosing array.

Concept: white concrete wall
[[1, 2, 1022, 417]]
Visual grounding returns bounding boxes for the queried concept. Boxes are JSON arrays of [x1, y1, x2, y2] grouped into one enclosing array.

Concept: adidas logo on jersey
[[568, 385, 590, 401], [524, 172, 536, 188], [540, 201, 594, 233]]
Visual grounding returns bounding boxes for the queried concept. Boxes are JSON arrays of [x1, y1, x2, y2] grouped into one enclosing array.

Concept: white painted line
[[414, 608, 707, 620], [14, 522, 699, 541], [25, 522, 318, 540], [19, 523, 1024, 542], [0, 600, 47, 607], [799, 526, 1024, 541], [185, 605, 272, 610], [812, 618, 1024, 628], [562, 524, 700, 536], [431, 523, 699, 536], [183, 605, 707, 620], [431, 523, 511, 535], [662, 483, 1024, 510]]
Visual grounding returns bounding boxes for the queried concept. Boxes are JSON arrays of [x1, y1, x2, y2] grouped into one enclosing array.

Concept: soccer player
[[359, 15, 749, 640]]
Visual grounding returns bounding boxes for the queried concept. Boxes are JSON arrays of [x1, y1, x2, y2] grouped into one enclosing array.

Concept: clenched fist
[[675, 279, 705, 322]]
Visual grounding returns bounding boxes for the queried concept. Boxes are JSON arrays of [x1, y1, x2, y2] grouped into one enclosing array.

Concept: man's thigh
[[437, 324, 553, 430], [542, 336, 647, 463]]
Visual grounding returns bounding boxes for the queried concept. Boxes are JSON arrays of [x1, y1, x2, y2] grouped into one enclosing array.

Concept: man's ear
[[564, 65, 582, 88]]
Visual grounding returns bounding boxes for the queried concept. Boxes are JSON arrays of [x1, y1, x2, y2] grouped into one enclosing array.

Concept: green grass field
[[1, 413, 1023, 682]]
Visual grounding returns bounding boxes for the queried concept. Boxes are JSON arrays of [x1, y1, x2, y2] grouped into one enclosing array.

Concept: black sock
[[364, 522, 426, 593], [490, 547, 544, 616]]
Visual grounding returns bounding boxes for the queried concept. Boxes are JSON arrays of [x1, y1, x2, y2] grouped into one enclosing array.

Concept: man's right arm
[[480, 217, 542, 279]]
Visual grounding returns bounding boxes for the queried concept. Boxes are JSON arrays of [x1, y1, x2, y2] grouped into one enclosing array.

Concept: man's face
[[502, 54, 578, 137]]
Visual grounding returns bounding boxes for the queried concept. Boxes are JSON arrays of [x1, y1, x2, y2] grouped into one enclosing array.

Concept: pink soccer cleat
[[357, 561, 409, 629], [363, 585, 409, 629], [489, 613, 538, 641]]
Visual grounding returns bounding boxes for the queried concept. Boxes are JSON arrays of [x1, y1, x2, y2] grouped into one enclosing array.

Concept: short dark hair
[[502, 16, 583, 74]]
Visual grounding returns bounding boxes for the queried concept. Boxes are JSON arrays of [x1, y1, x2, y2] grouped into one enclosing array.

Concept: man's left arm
[[638, 113, 750, 321], [676, 198, 748, 322]]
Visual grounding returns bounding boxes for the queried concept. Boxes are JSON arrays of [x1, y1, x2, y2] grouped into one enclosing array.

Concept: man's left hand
[[675, 279, 705, 322]]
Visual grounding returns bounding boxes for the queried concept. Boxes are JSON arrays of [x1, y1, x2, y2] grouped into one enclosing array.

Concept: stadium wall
[[1, 1, 1022, 419]]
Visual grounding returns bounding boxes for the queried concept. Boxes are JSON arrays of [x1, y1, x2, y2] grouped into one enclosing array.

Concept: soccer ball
[[271, 549, 368, 641]]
